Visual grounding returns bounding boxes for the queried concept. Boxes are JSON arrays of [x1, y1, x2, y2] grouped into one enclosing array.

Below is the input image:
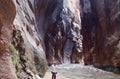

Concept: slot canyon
[[0, 0, 120, 79]]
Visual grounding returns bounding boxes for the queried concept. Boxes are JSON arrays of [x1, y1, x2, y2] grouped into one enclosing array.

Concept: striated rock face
[[0, 0, 83, 78], [93, 0, 120, 73], [80, 0, 120, 73], [34, 0, 83, 65], [0, 0, 48, 78], [36, 0, 83, 65], [0, 0, 17, 79], [80, 0, 95, 65], [12, 0, 48, 78]]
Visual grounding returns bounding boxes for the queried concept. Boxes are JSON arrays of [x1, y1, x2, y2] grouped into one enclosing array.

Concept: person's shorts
[[51, 71, 57, 74]]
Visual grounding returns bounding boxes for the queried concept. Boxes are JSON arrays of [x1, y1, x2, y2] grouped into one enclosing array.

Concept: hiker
[[51, 60, 57, 79]]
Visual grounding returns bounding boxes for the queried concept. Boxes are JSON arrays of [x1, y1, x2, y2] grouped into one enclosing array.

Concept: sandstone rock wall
[[12, 0, 48, 78], [80, 0, 120, 73], [0, 0, 83, 78], [0, 0, 48, 78], [36, 0, 83, 65], [0, 0, 17, 79], [93, 0, 120, 73]]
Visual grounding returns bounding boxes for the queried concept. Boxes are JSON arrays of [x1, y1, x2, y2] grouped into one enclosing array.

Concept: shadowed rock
[[80, 0, 120, 73], [36, 0, 83, 64]]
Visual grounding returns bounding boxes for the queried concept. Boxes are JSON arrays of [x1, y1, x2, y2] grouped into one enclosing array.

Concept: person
[[51, 60, 57, 79]]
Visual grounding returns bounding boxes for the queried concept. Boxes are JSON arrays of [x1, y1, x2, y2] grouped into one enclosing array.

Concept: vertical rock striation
[[80, 0, 120, 73], [0, 0, 17, 79], [1, 0, 48, 78], [35, 0, 83, 65], [80, 0, 95, 65], [93, 0, 120, 73], [0, 0, 83, 78], [12, 0, 48, 78]]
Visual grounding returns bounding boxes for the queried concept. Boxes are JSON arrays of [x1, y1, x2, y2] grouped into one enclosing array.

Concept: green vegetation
[[10, 44, 21, 78]]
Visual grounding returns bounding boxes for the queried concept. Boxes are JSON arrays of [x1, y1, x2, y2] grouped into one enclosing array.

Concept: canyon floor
[[42, 64, 120, 79]]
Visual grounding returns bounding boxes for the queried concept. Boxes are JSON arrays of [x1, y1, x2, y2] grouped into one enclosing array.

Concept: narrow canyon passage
[[43, 64, 120, 79], [0, 0, 120, 79]]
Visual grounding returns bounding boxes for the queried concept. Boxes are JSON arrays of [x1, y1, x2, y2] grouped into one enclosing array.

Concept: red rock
[[0, 0, 17, 78], [81, 0, 120, 73]]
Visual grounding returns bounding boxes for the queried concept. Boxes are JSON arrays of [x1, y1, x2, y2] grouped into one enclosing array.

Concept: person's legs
[[51, 72, 57, 79], [54, 74, 56, 79], [51, 72, 54, 79], [54, 72, 57, 79]]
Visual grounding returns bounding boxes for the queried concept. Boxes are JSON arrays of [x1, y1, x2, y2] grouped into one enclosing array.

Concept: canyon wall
[[0, 0, 83, 78], [12, 0, 48, 78], [11, 0, 120, 74], [0, 0, 48, 78], [93, 0, 120, 73], [81, 0, 120, 73], [35, 0, 83, 65], [0, 0, 17, 78]]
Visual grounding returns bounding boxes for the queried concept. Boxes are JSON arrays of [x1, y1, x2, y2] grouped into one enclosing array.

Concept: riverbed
[[43, 64, 120, 79]]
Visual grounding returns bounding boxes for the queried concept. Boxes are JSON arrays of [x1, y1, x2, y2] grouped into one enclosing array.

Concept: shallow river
[[48, 64, 120, 79]]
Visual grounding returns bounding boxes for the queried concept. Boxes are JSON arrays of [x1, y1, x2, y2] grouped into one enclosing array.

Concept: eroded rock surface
[[80, 0, 120, 73], [12, 0, 48, 78], [37, 0, 83, 65], [0, 0, 17, 79], [93, 0, 120, 73]]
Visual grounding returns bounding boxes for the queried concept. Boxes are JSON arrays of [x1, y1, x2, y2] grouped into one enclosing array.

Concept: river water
[[48, 64, 120, 79]]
